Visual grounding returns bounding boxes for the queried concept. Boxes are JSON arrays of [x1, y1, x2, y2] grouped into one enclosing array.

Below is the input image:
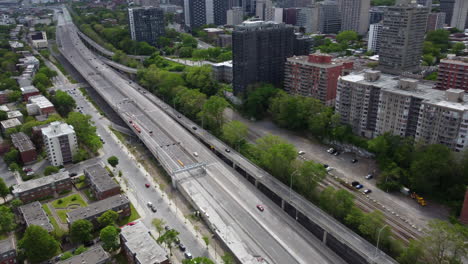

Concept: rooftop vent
[[398, 79, 418, 91], [445, 89, 464, 103], [364, 70, 381, 82]]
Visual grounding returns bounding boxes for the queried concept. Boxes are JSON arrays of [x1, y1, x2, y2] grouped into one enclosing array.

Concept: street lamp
[[289, 170, 300, 202], [374, 224, 388, 262]]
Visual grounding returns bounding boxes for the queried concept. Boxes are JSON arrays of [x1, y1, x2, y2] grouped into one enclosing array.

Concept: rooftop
[[287, 54, 351, 68], [0, 237, 14, 254], [120, 221, 168, 264], [0, 105, 8, 112], [7, 110, 23, 119], [340, 71, 468, 111], [18, 201, 53, 232], [203, 28, 224, 33], [42, 121, 75, 138], [28, 95, 53, 109], [0, 118, 21, 129], [11, 132, 35, 152], [12, 171, 69, 194], [67, 195, 129, 224], [56, 245, 110, 264], [213, 60, 233, 67], [84, 164, 119, 193], [20, 85, 39, 94]]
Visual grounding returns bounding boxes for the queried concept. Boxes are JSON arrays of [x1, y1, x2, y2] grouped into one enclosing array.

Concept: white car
[[147, 202, 153, 208], [298, 150, 305, 155], [326, 167, 334, 172]]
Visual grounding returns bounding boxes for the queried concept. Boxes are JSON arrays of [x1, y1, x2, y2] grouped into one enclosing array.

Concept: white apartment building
[[367, 23, 382, 53], [41, 122, 78, 166], [227, 7, 244, 26], [336, 70, 468, 152]]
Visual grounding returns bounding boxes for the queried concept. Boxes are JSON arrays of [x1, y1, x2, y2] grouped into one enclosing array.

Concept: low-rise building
[[84, 164, 120, 200], [6, 111, 23, 123], [284, 53, 353, 106], [212, 61, 233, 83], [120, 221, 169, 264], [42, 122, 77, 166], [0, 90, 11, 105], [12, 171, 71, 203], [56, 245, 110, 264], [0, 237, 16, 264], [1, 118, 21, 133], [30, 31, 47, 49], [0, 136, 10, 155], [10, 132, 37, 164], [20, 86, 40, 101], [336, 70, 468, 152], [27, 95, 55, 116], [18, 201, 53, 232], [66, 195, 130, 226]]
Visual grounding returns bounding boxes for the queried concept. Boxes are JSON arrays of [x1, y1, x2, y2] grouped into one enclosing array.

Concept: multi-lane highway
[[56, 7, 347, 264]]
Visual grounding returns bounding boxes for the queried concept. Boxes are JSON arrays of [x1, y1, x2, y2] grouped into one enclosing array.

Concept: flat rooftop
[[340, 71, 468, 111], [0, 237, 14, 254], [120, 221, 168, 264], [20, 85, 39, 94], [42, 121, 74, 138], [12, 171, 69, 194], [67, 195, 129, 224], [28, 95, 53, 109], [56, 245, 110, 264], [84, 164, 119, 193], [11, 132, 35, 152], [0, 118, 21, 129], [19, 201, 53, 232]]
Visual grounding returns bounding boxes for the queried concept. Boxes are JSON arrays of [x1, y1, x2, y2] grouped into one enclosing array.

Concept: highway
[[56, 7, 346, 264]]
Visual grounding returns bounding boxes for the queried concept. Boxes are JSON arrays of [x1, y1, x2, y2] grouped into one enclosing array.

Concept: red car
[[127, 222, 137, 226], [145, 183, 150, 188], [256, 205, 264, 212]]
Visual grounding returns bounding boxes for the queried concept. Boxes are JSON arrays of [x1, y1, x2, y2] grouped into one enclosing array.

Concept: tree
[[451, 42, 465, 55], [182, 257, 215, 264], [179, 47, 193, 58], [19, 225, 59, 263], [255, 134, 297, 182], [0, 110, 7, 121], [10, 198, 23, 208], [198, 96, 229, 134], [397, 240, 424, 264], [185, 66, 218, 96], [426, 29, 450, 52], [221, 254, 235, 264], [0, 178, 9, 201], [74, 245, 87, 255], [175, 88, 206, 119], [0, 206, 15, 233], [202, 235, 210, 248], [152, 218, 166, 237], [60, 252, 73, 260], [358, 210, 391, 243], [243, 84, 279, 119], [100, 225, 120, 251], [221, 121, 248, 150], [97, 210, 119, 227], [44, 166, 59, 176], [336, 30, 358, 43], [67, 112, 102, 152], [3, 148, 19, 165], [52, 90, 76, 117], [7, 90, 21, 102], [293, 161, 326, 200], [70, 219, 93, 243], [32, 73, 52, 89], [157, 229, 180, 256], [107, 156, 119, 168]]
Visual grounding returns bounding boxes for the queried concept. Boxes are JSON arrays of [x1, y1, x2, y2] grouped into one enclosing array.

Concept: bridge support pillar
[[322, 231, 328, 244]]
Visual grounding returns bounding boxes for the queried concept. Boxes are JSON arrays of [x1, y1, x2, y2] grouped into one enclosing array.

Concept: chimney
[[364, 70, 381, 82], [445, 89, 465, 103]]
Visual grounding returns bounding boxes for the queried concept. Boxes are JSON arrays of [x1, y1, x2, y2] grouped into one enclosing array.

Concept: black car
[[351, 181, 360, 187], [323, 164, 329, 168], [179, 243, 186, 251], [70, 172, 77, 177], [225, 148, 231, 153], [192, 126, 197, 130], [164, 225, 170, 231], [351, 159, 358, 163]]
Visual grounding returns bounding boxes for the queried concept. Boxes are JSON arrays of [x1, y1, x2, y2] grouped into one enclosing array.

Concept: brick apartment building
[[18, 201, 54, 232], [12, 171, 71, 203], [0, 237, 16, 264], [84, 164, 120, 200], [436, 56, 468, 93], [20, 86, 40, 101], [120, 222, 169, 264], [26, 95, 55, 116], [10, 132, 37, 164], [284, 53, 353, 106], [66, 195, 130, 227]]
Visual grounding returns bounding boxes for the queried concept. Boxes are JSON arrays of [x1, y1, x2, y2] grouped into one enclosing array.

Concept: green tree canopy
[[0, 205, 15, 233], [44, 166, 59, 176], [52, 90, 76, 117], [0, 178, 9, 200], [152, 218, 166, 237], [175, 88, 207, 119], [3, 148, 19, 165], [67, 112, 102, 153], [183, 257, 215, 264], [107, 156, 119, 168], [198, 96, 229, 134], [336, 30, 358, 42], [242, 84, 279, 119], [0, 110, 7, 121], [19, 225, 59, 263], [221, 121, 248, 150], [97, 210, 119, 227], [185, 66, 218, 96], [100, 225, 120, 251], [70, 219, 93, 243]]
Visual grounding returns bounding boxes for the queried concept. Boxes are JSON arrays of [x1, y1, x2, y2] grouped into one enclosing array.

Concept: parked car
[[70, 172, 77, 177], [363, 189, 372, 194], [225, 148, 231, 153], [256, 205, 264, 212], [184, 252, 192, 259], [365, 174, 374, 180], [351, 181, 360, 187], [145, 183, 150, 188], [326, 167, 334, 172], [351, 159, 358, 163], [334, 151, 340, 156], [323, 164, 329, 168], [147, 202, 153, 208], [179, 243, 186, 251], [165, 225, 170, 231], [298, 150, 305, 155], [192, 126, 197, 130], [327, 148, 335, 153], [355, 184, 364, 189]]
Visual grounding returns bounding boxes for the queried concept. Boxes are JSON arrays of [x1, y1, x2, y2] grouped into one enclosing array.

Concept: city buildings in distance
[[128, 6, 165, 46]]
